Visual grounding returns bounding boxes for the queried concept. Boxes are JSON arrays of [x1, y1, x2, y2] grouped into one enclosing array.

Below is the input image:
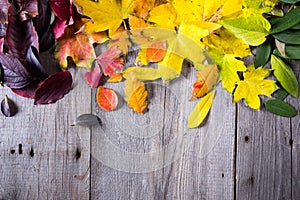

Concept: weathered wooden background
[[0, 56, 299, 200]]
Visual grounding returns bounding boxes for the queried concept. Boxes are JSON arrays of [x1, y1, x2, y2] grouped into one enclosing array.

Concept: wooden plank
[[0, 66, 91, 199], [236, 103, 292, 199], [90, 64, 236, 199], [291, 62, 300, 200]]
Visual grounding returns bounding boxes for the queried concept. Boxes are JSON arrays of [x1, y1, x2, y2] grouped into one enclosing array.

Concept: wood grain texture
[[236, 103, 292, 200], [90, 64, 236, 199], [0, 66, 91, 199], [290, 62, 300, 200]]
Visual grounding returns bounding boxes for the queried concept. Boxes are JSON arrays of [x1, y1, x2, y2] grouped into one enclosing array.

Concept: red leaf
[[49, 0, 72, 21], [34, 71, 72, 104], [85, 62, 103, 88], [0, 53, 33, 89], [146, 41, 167, 62], [12, 80, 41, 98], [0, 0, 9, 37], [96, 86, 118, 111], [97, 46, 124, 77], [7, 4, 39, 59]]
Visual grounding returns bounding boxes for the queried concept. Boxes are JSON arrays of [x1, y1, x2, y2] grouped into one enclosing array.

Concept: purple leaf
[[26, 46, 48, 79], [85, 62, 103, 88], [52, 18, 68, 39], [12, 80, 40, 98], [0, 53, 32, 89], [34, 70, 72, 104], [18, 0, 39, 21], [0, 0, 9, 37], [1, 95, 18, 117], [33, 0, 55, 51], [6, 4, 39, 59]]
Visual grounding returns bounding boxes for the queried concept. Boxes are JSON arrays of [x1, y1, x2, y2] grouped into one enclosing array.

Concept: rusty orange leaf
[[107, 72, 123, 82], [96, 86, 118, 111], [146, 41, 167, 62]]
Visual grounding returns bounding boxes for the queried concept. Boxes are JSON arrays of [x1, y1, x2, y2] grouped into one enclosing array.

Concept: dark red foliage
[[0, 53, 33, 89], [34, 70, 73, 104], [6, 3, 39, 59], [49, 0, 72, 21]]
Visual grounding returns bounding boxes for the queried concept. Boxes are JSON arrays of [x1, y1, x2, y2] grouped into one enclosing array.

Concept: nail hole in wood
[[29, 147, 34, 158], [18, 144, 23, 154], [75, 148, 81, 160], [222, 173, 224, 178], [245, 136, 250, 143], [250, 175, 255, 186], [10, 149, 15, 154], [289, 139, 294, 148]]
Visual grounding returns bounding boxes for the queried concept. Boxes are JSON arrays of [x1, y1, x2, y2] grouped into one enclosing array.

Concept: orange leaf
[[133, 0, 155, 19], [146, 41, 167, 62], [55, 33, 96, 68], [128, 84, 148, 114], [190, 64, 219, 101], [107, 72, 123, 82], [96, 86, 118, 111]]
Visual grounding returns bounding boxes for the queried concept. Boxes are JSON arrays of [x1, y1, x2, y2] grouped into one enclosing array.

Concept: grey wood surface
[[0, 62, 299, 200]]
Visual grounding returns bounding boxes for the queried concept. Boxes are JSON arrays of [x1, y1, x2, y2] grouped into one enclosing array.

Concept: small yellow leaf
[[188, 91, 215, 128], [234, 66, 278, 109]]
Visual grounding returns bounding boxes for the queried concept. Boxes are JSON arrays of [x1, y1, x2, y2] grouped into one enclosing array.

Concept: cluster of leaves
[[0, 0, 299, 128], [0, 0, 73, 105]]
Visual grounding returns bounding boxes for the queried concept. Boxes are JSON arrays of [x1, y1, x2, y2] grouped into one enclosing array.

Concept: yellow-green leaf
[[221, 14, 271, 46], [271, 55, 299, 98], [123, 67, 161, 81], [188, 91, 215, 128]]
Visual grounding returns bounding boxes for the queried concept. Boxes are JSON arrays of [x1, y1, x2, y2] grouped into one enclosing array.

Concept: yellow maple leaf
[[74, 0, 134, 35], [234, 66, 278, 109]]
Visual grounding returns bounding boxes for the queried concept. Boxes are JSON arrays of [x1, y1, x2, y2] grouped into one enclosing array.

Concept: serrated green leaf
[[275, 89, 289, 100], [271, 55, 299, 98], [188, 91, 215, 128], [270, 8, 300, 34], [273, 45, 300, 59], [221, 15, 271, 46], [254, 41, 271, 68], [265, 99, 297, 117], [272, 30, 300, 44]]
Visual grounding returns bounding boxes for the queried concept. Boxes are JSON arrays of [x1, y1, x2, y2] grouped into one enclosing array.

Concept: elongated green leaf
[[254, 41, 271, 68], [273, 45, 300, 59], [221, 15, 271, 46], [265, 99, 297, 117], [279, 0, 300, 3], [188, 91, 215, 128], [291, 23, 300, 30], [270, 8, 300, 34], [272, 30, 300, 44], [275, 89, 289, 100], [271, 55, 299, 98]]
